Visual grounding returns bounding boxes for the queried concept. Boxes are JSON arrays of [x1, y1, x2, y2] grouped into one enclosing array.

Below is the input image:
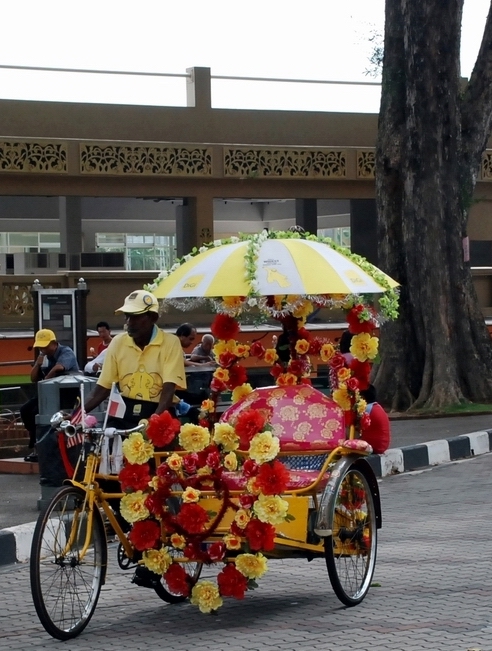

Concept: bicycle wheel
[[153, 551, 203, 604], [324, 466, 377, 606], [30, 486, 107, 640]]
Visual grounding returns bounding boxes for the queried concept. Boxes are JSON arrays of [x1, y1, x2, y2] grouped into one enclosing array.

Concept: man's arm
[[84, 384, 111, 413], [30, 354, 45, 382], [44, 363, 66, 380], [155, 382, 176, 415]]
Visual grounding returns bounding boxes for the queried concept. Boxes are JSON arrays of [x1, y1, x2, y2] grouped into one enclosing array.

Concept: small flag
[[108, 384, 126, 419]]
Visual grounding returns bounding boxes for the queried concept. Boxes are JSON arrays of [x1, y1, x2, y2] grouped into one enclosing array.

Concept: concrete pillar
[[59, 197, 82, 270], [295, 199, 318, 235], [350, 199, 378, 265], [186, 67, 212, 110], [176, 195, 214, 257]]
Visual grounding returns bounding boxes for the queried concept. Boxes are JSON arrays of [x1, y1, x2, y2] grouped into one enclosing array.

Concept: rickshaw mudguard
[[314, 454, 382, 537]]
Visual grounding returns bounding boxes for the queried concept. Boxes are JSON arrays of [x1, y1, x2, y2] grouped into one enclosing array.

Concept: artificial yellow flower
[[190, 581, 223, 614], [224, 451, 238, 471], [253, 493, 289, 525], [141, 546, 172, 574], [235, 553, 268, 580], [166, 452, 182, 471], [248, 432, 280, 464], [213, 339, 236, 357], [223, 533, 242, 550], [231, 383, 253, 404], [213, 367, 230, 383], [292, 299, 314, 320], [233, 343, 250, 358], [247, 476, 261, 495], [179, 424, 211, 452], [276, 372, 298, 386], [295, 339, 310, 355], [148, 476, 160, 490], [122, 432, 154, 465], [120, 491, 150, 523], [213, 422, 239, 451], [170, 533, 186, 549], [196, 465, 212, 477], [350, 332, 379, 362], [332, 385, 353, 411], [320, 343, 335, 362], [182, 486, 201, 503], [337, 367, 351, 383], [356, 398, 367, 414], [234, 508, 251, 529], [221, 296, 244, 310], [200, 399, 215, 413], [264, 348, 278, 365]]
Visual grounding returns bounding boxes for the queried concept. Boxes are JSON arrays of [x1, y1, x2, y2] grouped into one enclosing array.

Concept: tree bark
[[375, 0, 492, 410]]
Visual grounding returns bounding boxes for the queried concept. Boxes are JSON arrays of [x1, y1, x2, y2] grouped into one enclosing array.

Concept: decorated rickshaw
[[30, 229, 399, 639]]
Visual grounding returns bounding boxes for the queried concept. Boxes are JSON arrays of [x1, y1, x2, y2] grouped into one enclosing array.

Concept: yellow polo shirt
[[98, 328, 186, 402]]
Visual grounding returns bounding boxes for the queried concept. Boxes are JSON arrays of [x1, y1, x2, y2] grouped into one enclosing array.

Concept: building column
[[186, 67, 212, 110], [350, 199, 378, 265], [295, 199, 318, 234], [59, 197, 83, 270], [176, 195, 214, 258]]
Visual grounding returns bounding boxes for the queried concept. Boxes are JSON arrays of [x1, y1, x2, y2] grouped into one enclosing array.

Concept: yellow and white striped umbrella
[[152, 237, 397, 299]]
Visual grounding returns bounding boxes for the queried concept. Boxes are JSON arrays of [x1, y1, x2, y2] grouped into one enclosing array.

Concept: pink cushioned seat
[[222, 468, 330, 492]]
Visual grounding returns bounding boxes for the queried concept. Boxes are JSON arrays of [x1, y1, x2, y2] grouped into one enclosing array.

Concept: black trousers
[[20, 397, 38, 448]]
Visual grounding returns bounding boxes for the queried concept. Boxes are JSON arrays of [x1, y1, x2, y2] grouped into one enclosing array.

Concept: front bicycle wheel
[[30, 486, 107, 640], [324, 466, 377, 606]]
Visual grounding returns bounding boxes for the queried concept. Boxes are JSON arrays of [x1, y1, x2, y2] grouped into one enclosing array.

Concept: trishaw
[[29, 229, 399, 640]]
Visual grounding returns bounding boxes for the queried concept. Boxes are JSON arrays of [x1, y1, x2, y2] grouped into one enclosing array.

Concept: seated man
[[21, 329, 79, 462], [190, 334, 216, 364], [360, 385, 391, 454], [84, 347, 108, 376]]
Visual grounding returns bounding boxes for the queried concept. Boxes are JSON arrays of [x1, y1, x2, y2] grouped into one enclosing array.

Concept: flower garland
[[119, 407, 293, 614]]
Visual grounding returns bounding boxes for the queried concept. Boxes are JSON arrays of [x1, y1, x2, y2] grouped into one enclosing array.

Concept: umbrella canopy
[[151, 235, 398, 300]]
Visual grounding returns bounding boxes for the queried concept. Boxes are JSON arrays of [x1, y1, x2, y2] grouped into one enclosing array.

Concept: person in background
[[339, 330, 354, 365], [84, 347, 108, 376], [83, 290, 185, 428], [89, 321, 113, 357], [21, 329, 79, 462], [190, 334, 216, 364], [175, 323, 202, 367], [359, 384, 391, 454]]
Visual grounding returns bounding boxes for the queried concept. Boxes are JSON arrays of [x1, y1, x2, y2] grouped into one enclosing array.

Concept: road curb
[[2, 429, 492, 567]]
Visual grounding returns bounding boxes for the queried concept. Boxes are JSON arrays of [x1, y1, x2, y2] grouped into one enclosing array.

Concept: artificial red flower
[[346, 377, 360, 392], [145, 487, 171, 520], [128, 519, 161, 551], [270, 363, 284, 379], [164, 563, 190, 596], [206, 449, 222, 469], [230, 520, 244, 537], [176, 503, 209, 534], [300, 377, 312, 385], [347, 306, 376, 334], [242, 459, 259, 478], [156, 462, 176, 481], [297, 327, 311, 341], [210, 377, 227, 393], [287, 359, 305, 377], [250, 341, 266, 359], [360, 412, 371, 430], [255, 459, 290, 495], [119, 462, 151, 492], [234, 409, 267, 449], [218, 351, 237, 368], [146, 411, 181, 448], [182, 452, 199, 474], [239, 494, 257, 509], [308, 338, 323, 355], [244, 519, 276, 551], [349, 359, 371, 390], [217, 563, 248, 599], [330, 353, 346, 370], [211, 314, 240, 341], [207, 541, 226, 562], [226, 364, 248, 390]]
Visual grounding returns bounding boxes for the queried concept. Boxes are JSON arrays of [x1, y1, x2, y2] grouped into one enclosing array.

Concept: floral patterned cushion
[[338, 439, 373, 454], [221, 385, 345, 452]]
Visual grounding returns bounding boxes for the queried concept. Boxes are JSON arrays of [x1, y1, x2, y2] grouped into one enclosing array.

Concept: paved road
[[1, 453, 492, 650]]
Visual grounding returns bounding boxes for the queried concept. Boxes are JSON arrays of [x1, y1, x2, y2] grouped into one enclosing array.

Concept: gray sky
[[0, 0, 489, 111]]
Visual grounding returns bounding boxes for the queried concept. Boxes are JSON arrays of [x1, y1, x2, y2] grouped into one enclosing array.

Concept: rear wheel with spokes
[[153, 553, 203, 603], [30, 486, 107, 640], [324, 467, 377, 606]]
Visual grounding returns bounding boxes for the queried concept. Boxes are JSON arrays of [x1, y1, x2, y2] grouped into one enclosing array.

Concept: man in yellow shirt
[[84, 289, 186, 427]]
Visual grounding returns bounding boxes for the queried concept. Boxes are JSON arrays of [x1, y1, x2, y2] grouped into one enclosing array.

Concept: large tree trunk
[[374, 0, 492, 410]]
